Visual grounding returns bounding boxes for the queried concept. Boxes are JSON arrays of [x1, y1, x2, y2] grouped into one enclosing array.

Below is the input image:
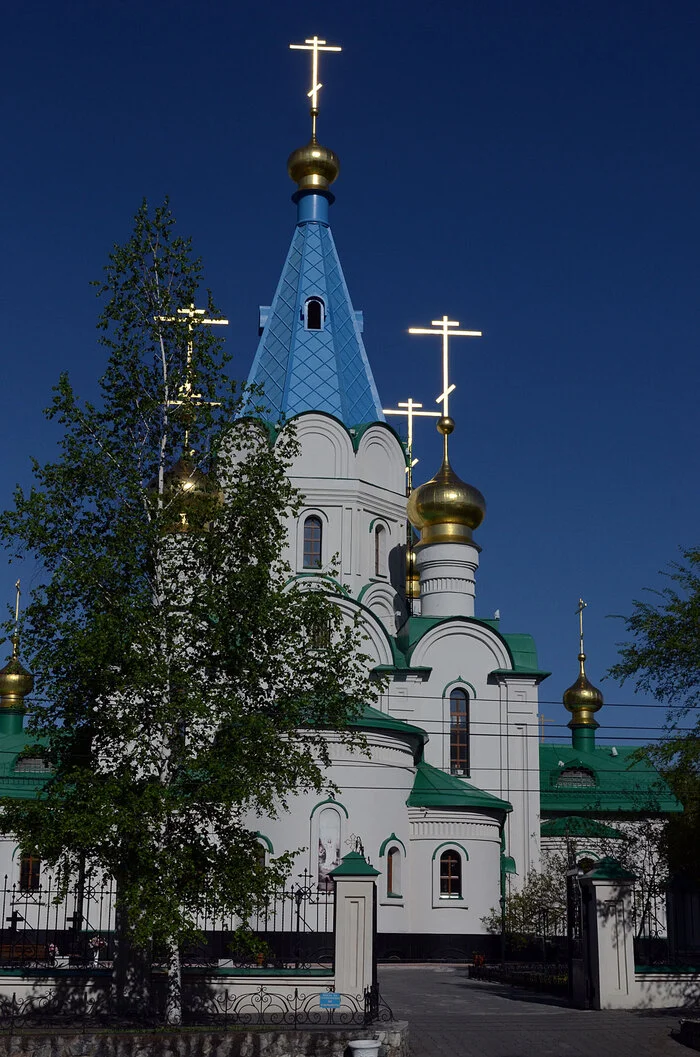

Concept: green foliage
[[482, 861, 567, 938], [609, 546, 700, 879], [609, 547, 700, 724], [0, 200, 376, 952]]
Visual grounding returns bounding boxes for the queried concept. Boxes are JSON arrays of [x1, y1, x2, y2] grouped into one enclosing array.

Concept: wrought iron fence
[[0, 872, 115, 968], [630, 881, 670, 966], [0, 870, 334, 970], [0, 983, 393, 1033]]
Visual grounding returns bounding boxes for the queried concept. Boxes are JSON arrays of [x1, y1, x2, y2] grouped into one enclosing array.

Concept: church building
[[0, 38, 682, 962]]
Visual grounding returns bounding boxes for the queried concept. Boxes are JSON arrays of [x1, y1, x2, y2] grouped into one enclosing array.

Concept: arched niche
[[356, 425, 406, 493], [282, 414, 353, 479], [409, 620, 511, 673]]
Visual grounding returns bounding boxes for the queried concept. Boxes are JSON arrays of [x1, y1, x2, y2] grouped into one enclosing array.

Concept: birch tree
[[0, 201, 374, 1022]]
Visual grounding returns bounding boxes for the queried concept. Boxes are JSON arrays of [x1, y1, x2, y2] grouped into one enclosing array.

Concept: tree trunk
[[164, 937, 182, 1026], [112, 893, 152, 1020]]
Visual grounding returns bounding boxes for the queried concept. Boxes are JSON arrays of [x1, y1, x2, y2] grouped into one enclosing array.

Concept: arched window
[[19, 852, 41, 892], [387, 847, 402, 897], [439, 850, 461, 899], [450, 688, 469, 775], [556, 767, 595, 788], [317, 808, 341, 891], [374, 524, 386, 576], [304, 297, 325, 331], [303, 515, 322, 569]]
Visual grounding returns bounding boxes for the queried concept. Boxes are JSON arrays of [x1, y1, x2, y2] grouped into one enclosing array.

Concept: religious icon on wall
[[317, 809, 341, 890]]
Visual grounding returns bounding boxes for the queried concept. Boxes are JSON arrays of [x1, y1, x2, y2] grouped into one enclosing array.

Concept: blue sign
[[319, 992, 341, 1009]]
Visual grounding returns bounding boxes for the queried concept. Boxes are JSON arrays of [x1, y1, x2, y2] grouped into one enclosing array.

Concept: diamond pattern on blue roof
[[245, 217, 384, 426]]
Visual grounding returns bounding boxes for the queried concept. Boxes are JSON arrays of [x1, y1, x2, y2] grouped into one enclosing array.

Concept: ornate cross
[[156, 303, 229, 451], [576, 598, 587, 656], [408, 315, 482, 419], [289, 36, 342, 140], [383, 398, 440, 491]]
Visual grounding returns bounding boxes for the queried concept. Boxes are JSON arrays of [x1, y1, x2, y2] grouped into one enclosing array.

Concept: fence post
[[330, 852, 379, 997], [578, 856, 638, 1010]]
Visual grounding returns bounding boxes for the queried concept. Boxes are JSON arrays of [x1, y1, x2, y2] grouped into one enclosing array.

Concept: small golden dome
[[406, 545, 420, 599], [563, 654, 603, 727], [162, 457, 221, 533], [407, 448, 486, 547], [0, 634, 33, 711], [288, 140, 340, 191]]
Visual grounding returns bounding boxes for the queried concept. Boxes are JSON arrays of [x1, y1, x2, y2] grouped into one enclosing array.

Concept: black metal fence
[[631, 881, 670, 966], [0, 870, 335, 970], [0, 983, 393, 1033]]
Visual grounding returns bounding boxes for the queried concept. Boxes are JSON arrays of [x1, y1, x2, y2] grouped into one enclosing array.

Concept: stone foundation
[[0, 1023, 409, 1057]]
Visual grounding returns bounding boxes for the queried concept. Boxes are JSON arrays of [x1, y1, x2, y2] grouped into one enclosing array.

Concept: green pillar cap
[[582, 855, 636, 882], [330, 851, 380, 878]]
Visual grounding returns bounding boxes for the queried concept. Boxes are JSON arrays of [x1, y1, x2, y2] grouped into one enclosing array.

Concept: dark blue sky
[[3, 0, 699, 746]]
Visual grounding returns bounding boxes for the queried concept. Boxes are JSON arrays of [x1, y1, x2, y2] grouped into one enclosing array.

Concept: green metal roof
[[0, 731, 50, 801], [407, 761, 512, 814], [540, 744, 682, 816], [540, 816, 626, 840], [349, 704, 427, 742]]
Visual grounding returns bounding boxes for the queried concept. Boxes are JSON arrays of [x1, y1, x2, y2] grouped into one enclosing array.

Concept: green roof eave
[[490, 668, 551, 682], [349, 706, 427, 759], [407, 761, 512, 814], [372, 664, 432, 678]]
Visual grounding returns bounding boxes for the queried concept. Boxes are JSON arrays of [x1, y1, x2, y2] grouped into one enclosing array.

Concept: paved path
[[378, 965, 686, 1057]]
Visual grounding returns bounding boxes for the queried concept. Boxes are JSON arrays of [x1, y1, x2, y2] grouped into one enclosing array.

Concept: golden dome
[[563, 654, 603, 727], [406, 545, 420, 599], [407, 419, 485, 546], [288, 140, 340, 191], [162, 456, 221, 533], [0, 634, 33, 710]]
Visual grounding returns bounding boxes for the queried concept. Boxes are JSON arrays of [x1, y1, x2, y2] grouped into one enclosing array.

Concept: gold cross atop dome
[[156, 303, 229, 453], [576, 597, 587, 656], [408, 316, 482, 421], [383, 398, 440, 492], [289, 36, 342, 142]]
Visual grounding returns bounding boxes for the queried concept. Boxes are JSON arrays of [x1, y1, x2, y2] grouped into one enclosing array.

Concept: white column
[[331, 852, 379, 997], [415, 540, 480, 617]]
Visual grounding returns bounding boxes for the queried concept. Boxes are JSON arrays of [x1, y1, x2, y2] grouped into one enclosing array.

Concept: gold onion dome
[[563, 654, 604, 727], [288, 140, 340, 191], [0, 634, 33, 710], [407, 417, 486, 546], [162, 456, 221, 533]]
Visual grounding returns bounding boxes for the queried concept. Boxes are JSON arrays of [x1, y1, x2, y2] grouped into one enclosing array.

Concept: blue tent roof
[[246, 206, 384, 427]]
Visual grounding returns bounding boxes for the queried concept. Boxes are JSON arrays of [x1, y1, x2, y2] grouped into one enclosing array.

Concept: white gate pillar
[[579, 856, 639, 1009], [331, 851, 379, 997]]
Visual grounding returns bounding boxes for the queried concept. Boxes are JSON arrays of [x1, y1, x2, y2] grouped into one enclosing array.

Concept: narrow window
[[305, 298, 324, 331], [439, 850, 461, 899], [310, 614, 331, 648], [19, 852, 41, 893], [303, 515, 322, 569], [450, 688, 469, 775], [374, 525, 386, 576], [317, 809, 341, 891], [387, 847, 401, 897]]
